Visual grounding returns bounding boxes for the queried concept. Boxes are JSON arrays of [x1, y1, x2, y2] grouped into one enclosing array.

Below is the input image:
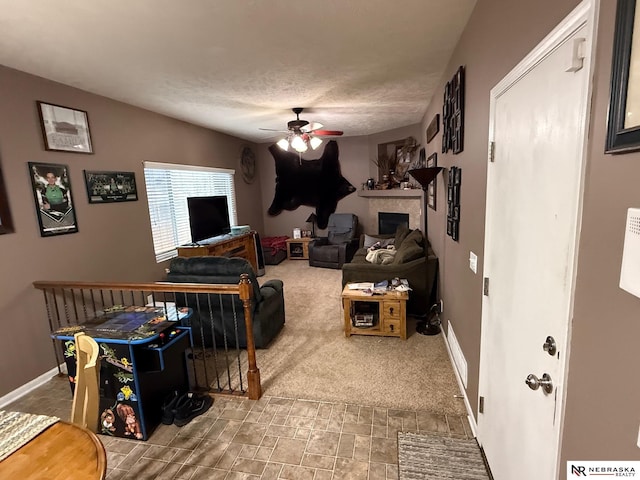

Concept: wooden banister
[[33, 280, 242, 295], [239, 274, 261, 400], [34, 274, 262, 400]]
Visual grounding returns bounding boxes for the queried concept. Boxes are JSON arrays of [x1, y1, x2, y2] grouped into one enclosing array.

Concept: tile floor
[[7, 375, 473, 480]]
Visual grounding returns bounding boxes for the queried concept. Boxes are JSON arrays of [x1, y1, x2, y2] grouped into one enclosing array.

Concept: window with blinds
[[143, 162, 237, 262]]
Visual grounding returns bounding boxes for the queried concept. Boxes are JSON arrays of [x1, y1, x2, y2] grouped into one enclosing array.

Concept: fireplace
[[358, 189, 424, 234], [378, 212, 409, 235]]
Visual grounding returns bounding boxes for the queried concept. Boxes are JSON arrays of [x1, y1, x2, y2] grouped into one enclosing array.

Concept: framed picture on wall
[[84, 170, 138, 204], [606, 0, 640, 153], [28, 162, 78, 237], [426, 153, 438, 210], [426, 114, 440, 144], [37, 101, 93, 154], [0, 165, 14, 235]]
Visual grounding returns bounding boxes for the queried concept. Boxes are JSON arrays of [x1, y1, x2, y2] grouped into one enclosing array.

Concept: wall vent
[[447, 322, 468, 388], [620, 208, 640, 299]]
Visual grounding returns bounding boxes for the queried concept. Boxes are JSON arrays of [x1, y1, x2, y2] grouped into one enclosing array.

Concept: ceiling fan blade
[[259, 127, 289, 133], [313, 130, 344, 136], [301, 122, 324, 133]]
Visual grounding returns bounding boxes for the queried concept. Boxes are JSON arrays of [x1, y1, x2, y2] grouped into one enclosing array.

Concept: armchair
[[166, 256, 285, 348], [308, 213, 359, 269]]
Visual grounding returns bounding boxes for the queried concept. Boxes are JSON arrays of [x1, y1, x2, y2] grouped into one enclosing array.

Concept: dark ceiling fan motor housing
[[287, 108, 308, 131]]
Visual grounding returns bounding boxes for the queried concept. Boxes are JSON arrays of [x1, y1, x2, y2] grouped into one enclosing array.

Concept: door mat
[[398, 432, 491, 480]]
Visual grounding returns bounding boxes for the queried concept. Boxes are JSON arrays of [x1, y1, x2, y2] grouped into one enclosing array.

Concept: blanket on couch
[[365, 246, 397, 264]]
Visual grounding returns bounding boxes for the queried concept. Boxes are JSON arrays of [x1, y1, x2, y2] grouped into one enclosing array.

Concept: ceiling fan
[[260, 108, 343, 154]]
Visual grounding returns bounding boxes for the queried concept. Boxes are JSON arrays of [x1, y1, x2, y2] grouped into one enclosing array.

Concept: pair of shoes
[[161, 390, 181, 425], [173, 392, 213, 427]]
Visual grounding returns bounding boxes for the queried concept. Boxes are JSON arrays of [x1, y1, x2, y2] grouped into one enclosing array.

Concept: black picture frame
[[426, 114, 440, 144], [606, 0, 640, 153], [28, 162, 78, 237], [0, 164, 14, 235], [37, 101, 93, 154], [442, 66, 465, 154], [426, 153, 438, 210], [446, 166, 461, 242], [84, 170, 138, 204]]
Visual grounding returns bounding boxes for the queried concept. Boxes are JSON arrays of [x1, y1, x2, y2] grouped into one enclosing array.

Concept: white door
[[477, 3, 594, 479]]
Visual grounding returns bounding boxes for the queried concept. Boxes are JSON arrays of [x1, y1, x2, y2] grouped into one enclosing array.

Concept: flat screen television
[[187, 196, 231, 243]]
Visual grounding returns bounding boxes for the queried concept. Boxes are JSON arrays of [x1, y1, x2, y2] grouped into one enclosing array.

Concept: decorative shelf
[[357, 189, 424, 199]]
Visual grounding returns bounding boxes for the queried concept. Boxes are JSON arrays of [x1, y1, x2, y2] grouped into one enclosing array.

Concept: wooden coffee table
[[341, 285, 408, 339]]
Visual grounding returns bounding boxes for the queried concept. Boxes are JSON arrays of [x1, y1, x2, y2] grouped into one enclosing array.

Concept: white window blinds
[[143, 162, 237, 262]]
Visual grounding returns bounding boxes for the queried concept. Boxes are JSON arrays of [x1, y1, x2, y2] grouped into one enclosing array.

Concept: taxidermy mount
[[268, 140, 355, 229]]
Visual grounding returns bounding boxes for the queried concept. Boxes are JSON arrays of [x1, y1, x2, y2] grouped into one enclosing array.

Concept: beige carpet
[[251, 260, 467, 416]]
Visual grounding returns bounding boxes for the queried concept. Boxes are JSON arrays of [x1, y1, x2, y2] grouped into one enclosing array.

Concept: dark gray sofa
[[166, 256, 285, 348], [341, 227, 438, 315]]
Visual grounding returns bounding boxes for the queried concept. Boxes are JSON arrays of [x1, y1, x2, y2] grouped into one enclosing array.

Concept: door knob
[[542, 336, 557, 356], [525, 373, 553, 394]]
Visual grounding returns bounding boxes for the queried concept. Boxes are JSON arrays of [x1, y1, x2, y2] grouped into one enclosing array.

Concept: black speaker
[[252, 231, 265, 277]]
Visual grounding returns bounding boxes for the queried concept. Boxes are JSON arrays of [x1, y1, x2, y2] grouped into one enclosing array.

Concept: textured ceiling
[[0, 0, 476, 142]]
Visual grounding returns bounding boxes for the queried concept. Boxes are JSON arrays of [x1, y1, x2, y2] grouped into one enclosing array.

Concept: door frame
[[477, 0, 599, 477]]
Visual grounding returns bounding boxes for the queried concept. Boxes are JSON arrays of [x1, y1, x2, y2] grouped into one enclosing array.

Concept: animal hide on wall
[[267, 140, 355, 229]]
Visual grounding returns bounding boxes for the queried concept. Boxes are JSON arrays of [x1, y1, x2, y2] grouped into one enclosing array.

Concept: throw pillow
[[394, 238, 424, 264], [363, 234, 379, 248], [381, 237, 395, 248], [363, 234, 395, 248], [402, 228, 424, 247], [394, 225, 411, 247]]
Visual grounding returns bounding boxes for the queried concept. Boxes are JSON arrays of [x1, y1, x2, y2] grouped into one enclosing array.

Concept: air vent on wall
[[620, 208, 640, 299]]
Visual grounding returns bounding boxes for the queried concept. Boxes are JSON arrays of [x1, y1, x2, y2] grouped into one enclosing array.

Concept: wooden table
[[342, 285, 409, 339], [0, 421, 106, 480], [286, 237, 312, 260]]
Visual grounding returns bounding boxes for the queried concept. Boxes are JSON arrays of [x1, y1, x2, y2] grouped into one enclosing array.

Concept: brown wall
[[562, 0, 640, 463], [420, 0, 640, 469], [0, 65, 263, 396]]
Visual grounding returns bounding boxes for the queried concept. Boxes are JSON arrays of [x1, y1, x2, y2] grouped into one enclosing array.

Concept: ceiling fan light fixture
[[309, 136, 323, 150], [277, 138, 290, 151], [290, 134, 308, 153], [267, 108, 343, 154]]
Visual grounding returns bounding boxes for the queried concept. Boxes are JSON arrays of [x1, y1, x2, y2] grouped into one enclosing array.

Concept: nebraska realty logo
[[568, 462, 639, 477]]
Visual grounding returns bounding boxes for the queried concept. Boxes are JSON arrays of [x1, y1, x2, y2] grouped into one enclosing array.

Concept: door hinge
[[479, 396, 485, 414], [483, 277, 489, 296], [489, 141, 495, 162]]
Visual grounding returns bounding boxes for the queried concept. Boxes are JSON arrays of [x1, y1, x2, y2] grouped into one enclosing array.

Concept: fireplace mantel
[[357, 189, 424, 199]]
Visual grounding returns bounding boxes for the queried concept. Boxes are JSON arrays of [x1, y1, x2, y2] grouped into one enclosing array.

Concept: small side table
[[286, 237, 312, 260], [341, 285, 408, 339]]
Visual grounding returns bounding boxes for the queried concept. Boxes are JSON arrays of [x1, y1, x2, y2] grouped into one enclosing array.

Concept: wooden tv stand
[[176, 232, 258, 272]]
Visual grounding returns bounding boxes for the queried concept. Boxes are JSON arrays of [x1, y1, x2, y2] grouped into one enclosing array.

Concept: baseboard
[[441, 329, 478, 438], [0, 364, 67, 409]]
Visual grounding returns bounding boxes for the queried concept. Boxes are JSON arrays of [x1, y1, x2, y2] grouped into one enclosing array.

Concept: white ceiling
[[0, 0, 476, 143]]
